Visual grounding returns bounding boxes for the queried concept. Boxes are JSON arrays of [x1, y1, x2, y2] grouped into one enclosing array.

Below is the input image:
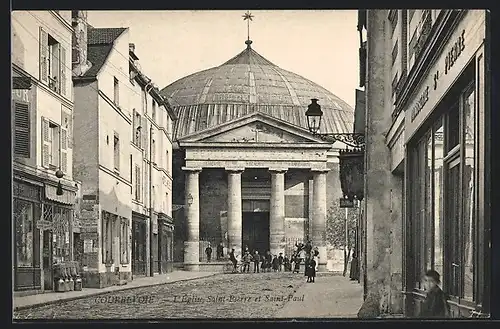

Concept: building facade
[[160, 40, 356, 272], [72, 18, 133, 288], [71, 11, 175, 287], [12, 10, 79, 293], [128, 43, 176, 276], [358, 9, 491, 317]]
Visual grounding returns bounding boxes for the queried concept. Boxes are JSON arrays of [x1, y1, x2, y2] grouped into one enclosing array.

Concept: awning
[[45, 184, 76, 205]]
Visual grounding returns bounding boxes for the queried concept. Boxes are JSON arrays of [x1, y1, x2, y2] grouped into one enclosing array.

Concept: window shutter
[[152, 140, 156, 164], [132, 109, 137, 139], [39, 28, 48, 83], [60, 46, 67, 96], [14, 101, 30, 158], [142, 117, 148, 156], [41, 117, 50, 167], [60, 127, 68, 173], [135, 165, 141, 201]]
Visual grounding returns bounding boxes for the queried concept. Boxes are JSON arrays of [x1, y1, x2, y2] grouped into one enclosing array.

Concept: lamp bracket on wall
[[313, 133, 365, 149]]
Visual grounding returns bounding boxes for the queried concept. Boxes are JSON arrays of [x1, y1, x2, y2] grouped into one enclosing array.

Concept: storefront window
[[446, 102, 460, 153], [424, 133, 433, 272], [52, 207, 71, 263], [15, 200, 34, 267], [463, 86, 475, 300], [433, 121, 444, 278]]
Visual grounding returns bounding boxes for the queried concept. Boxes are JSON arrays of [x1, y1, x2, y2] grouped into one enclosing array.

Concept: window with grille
[[13, 101, 30, 157]]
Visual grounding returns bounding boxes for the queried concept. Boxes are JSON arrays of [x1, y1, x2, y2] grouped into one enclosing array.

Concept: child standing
[[419, 270, 450, 318]]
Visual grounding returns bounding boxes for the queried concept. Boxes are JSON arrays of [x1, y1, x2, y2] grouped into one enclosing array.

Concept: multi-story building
[[12, 10, 79, 293], [357, 10, 491, 317], [128, 43, 176, 277], [72, 13, 133, 288], [71, 11, 175, 287]]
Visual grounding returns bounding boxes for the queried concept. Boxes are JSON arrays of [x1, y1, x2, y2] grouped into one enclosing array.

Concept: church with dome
[[160, 39, 354, 271]]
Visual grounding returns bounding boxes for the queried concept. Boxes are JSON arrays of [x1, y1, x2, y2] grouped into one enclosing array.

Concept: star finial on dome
[[242, 11, 254, 48]]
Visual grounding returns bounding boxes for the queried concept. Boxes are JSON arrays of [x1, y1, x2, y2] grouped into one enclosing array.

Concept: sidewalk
[[13, 271, 219, 311], [275, 273, 363, 318]]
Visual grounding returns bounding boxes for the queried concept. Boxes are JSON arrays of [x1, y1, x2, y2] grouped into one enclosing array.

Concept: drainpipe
[[144, 78, 154, 277]]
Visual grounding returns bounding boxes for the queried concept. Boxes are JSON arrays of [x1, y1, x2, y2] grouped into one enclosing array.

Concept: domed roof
[[160, 40, 354, 140]]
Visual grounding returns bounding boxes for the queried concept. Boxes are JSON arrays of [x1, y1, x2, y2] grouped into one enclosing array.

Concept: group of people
[[226, 239, 320, 283]]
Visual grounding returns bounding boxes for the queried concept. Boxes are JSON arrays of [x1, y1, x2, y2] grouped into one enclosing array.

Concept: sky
[[88, 10, 360, 108]]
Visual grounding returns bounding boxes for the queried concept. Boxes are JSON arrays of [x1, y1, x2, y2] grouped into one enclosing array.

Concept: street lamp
[[305, 98, 323, 134], [305, 99, 365, 149]]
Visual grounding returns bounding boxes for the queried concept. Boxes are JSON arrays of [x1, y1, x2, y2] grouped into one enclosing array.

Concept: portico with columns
[[177, 112, 333, 272]]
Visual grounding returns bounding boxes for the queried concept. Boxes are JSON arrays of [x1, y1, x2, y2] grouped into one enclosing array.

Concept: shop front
[[13, 177, 78, 293], [402, 10, 490, 317], [13, 179, 42, 291]]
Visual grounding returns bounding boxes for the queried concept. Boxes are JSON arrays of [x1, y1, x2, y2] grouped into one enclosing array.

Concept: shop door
[[132, 220, 146, 275], [42, 230, 53, 290]]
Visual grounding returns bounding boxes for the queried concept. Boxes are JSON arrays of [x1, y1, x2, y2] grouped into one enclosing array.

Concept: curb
[[14, 272, 221, 312]]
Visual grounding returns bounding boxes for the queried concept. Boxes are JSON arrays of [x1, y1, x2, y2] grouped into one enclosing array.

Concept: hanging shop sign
[[405, 11, 485, 143], [338, 149, 364, 202], [36, 219, 53, 231]]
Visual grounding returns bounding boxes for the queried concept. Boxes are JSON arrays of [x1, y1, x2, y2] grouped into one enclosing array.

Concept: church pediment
[[178, 112, 323, 144]]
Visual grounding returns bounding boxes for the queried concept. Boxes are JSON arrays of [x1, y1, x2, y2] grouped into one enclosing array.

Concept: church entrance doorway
[[242, 211, 270, 254]]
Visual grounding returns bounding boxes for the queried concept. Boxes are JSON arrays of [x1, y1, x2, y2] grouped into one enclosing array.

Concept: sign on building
[[339, 198, 355, 208]]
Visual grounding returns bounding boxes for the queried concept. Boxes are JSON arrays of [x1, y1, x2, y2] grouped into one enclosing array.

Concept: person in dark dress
[[253, 251, 261, 273], [265, 250, 273, 272], [349, 250, 360, 281], [306, 257, 317, 283], [205, 243, 213, 262], [272, 255, 279, 272], [284, 255, 290, 272], [419, 270, 450, 318], [216, 242, 224, 260], [292, 254, 301, 273], [278, 253, 284, 272]]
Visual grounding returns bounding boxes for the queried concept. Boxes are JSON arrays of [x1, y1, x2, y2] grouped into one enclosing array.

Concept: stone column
[[312, 169, 329, 272], [269, 169, 286, 256], [226, 168, 244, 257], [183, 167, 201, 271]]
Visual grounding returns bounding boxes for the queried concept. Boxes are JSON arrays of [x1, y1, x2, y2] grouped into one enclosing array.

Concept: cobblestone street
[[13, 273, 362, 319]]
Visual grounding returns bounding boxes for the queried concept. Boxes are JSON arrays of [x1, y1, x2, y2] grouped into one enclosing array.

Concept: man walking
[[216, 242, 224, 260], [229, 248, 237, 273], [278, 253, 284, 272]]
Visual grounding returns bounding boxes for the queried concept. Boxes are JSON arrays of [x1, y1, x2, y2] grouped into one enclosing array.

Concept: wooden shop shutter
[[41, 117, 50, 167], [13, 101, 30, 158], [60, 46, 67, 96], [135, 165, 141, 201], [39, 27, 48, 83], [60, 126, 68, 173]]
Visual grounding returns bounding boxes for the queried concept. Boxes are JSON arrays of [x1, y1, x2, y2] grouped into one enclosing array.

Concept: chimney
[[129, 43, 135, 53], [72, 10, 92, 76]]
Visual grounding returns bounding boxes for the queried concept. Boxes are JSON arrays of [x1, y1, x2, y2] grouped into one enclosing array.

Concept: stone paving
[[13, 272, 363, 320], [14, 271, 218, 310]]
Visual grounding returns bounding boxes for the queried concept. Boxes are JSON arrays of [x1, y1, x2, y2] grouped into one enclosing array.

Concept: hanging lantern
[[338, 148, 364, 201], [55, 170, 64, 196], [305, 99, 323, 134]]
